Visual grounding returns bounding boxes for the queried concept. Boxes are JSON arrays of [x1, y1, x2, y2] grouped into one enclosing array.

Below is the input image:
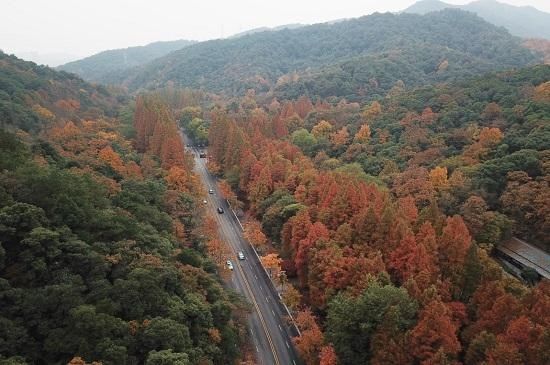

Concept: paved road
[[182, 133, 301, 365]]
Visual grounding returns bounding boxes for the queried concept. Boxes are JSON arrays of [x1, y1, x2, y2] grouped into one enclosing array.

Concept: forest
[[1, 4, 550, 365], [111, 9, 538, 96], [57, 40, 197, 83], [202, 64, 550, 364], [0, 52, 121, 132], [0, 53, 244, 365]]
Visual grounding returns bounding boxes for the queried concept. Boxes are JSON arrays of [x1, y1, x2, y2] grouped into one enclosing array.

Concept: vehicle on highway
[[199, 152, 206, 158], [226, 260, 234, 270], [238, 251, 245, 260], [208, 189, 214, 194], [217, 207, 224, 214]]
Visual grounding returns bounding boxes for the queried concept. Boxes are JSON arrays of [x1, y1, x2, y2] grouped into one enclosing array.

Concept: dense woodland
[[112, 10, 538, 98], [0, 52, 121, 132], [202, 64, 550, 364], [57, 40, 196, 83], [404, 0, 550, 40], [0, 54, 244, 365], [1, 5, 550, 365]]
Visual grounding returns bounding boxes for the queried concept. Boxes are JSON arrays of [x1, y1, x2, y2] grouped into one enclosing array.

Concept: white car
[[238, 251, 245, 260], [208, 189, 214, 194], [203, 199, 207, 204], [226, 260, 234, 270]]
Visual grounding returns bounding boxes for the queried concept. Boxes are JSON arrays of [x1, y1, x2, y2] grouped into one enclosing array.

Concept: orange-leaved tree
[[243, 220, 267, 250], [261, 253, 282, 278], [293, 309, 325, 365]]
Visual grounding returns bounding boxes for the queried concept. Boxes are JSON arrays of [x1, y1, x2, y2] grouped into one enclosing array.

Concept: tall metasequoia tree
[[389, 232, 433, 285], [465, 281, 523, 342], [248, 164, 274, 212], [295, 96, 314, 119], [282, 209, 313, 263], [429, 166, 449, 191], [293, 309, 325, 365], [272, 114, 289, 138], [460, 195, 490, 239], [243, 220, 267, 249], [319, 345, 338, 365], [280, 101, 297, 120], [296, 222, 330, 288], [410, 299, 461, 363], [134, 95, 187, 169], [438, 215, 471, 282]]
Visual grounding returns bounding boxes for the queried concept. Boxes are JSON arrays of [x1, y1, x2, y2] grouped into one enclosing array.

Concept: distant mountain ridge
[[105, 9, 538, 99], [404, 0, 550, 39], [57, 39, 196, 82], [0, 51, 121, 132], [229, 24, 305, 38]]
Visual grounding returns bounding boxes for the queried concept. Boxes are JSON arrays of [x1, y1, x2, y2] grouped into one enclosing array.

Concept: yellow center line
[[236, 258, 281, 365], [196, 157, 281, 365]]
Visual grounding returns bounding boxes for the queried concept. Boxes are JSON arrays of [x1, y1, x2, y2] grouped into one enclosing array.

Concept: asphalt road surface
[[182, 133, 301, 365]]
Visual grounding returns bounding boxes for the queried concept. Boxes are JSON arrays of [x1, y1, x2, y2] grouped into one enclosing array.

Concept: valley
[[184, 133, 300, 365], [1, 1, 549, 364]]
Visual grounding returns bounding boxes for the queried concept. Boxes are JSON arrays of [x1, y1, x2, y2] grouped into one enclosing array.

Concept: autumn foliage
[[134, 95, 191, 170], [203, 81, 550, 365]]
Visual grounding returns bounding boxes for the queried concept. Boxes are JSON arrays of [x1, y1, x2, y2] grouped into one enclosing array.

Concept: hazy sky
[[1, 0, 550, 65]]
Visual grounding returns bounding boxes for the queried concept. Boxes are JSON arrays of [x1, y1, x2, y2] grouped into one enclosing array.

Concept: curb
[[226, 199, 302, 337]]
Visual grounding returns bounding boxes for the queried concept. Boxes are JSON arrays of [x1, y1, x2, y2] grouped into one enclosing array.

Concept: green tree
[[326, 282, 418, 365], [145, 350, 190, 365], [292, 128, 318, 156], [460, 244, 483, 301], [140, 318, 192, 354]]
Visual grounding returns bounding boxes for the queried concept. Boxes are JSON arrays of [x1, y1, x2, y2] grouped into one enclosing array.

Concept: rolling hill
[[57, 39, 196, 82], [404, 0, 550, 39], [0, 51, 122, 132], [106, 9, 539, 99], [0, 51, 244, 364], [229, 23, 305, 38]]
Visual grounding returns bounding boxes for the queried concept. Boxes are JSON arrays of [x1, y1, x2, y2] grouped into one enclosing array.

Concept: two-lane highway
[[182, 132, 300, 365]]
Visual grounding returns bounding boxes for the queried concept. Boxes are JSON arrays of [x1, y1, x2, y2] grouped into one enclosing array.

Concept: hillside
[[404, 0, 550, 39], [0, 53, 243, 364], [57, 39, 196, 82], [110, 9, 538, 96], [0, 51, 121, 132], [202, 63, 550, 365], [229, 23, 305, 39]]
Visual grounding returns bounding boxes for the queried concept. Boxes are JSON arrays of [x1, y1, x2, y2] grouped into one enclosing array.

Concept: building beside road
[[495, 237, 550, 281]]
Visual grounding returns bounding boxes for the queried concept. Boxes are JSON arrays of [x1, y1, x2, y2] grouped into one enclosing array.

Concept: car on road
[[203, 199, 207, 204], [217, 207, 224, 214], [208, 189, 214, 194], [238, 251, 245, 260], [226, 260, 234, 270], [199, 153, 206, 158]]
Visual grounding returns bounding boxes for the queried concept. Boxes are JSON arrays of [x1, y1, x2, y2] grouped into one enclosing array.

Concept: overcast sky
[[1, 0, 550, 66]]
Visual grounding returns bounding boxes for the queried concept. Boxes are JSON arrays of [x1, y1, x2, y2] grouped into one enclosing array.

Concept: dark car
[[217, 207, 224, 214]]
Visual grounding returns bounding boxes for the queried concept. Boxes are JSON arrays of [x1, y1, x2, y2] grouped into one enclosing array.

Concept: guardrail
[[226, 199, 302, 337]]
